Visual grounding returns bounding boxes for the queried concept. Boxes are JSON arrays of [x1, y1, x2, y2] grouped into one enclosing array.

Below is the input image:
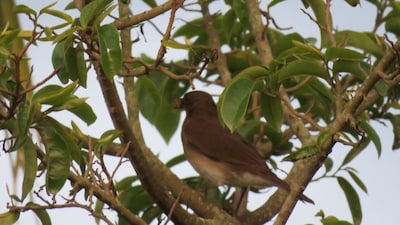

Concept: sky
[[1, 0, 400, 225]]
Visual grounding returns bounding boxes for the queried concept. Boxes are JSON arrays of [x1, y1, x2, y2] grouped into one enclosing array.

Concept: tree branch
[[199, 0, 231, 85]]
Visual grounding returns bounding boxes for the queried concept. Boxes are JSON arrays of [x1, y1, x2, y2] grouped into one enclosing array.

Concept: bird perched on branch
[[175, 90, 313, 204]]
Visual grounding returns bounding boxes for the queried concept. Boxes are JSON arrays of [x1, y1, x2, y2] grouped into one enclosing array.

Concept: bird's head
[[174, 91, 218, 117]]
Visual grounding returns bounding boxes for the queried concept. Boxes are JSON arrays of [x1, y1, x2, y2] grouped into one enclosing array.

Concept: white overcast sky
[[1, 1, 399, 225]]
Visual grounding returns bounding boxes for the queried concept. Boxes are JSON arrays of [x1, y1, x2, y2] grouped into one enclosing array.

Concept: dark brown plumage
[[176, 90, 313, 204]]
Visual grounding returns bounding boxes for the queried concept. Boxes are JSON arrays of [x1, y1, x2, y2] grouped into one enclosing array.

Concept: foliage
[[0, 0, 400, 225]]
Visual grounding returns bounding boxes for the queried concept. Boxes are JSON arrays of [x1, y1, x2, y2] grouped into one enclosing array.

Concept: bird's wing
[[182, 117, 267, 169]]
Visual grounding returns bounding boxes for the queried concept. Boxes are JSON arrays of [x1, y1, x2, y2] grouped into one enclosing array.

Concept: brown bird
[[176, 90, 313, 204]]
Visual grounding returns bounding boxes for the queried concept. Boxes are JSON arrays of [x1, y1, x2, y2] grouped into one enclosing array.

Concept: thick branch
[[247, 0, 272, 65], [91, 47, 238, 224], [199, 0, 231, 85]]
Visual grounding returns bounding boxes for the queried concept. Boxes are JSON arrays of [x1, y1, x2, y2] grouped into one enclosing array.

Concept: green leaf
[[277, 60, 329, 82], [41, 8, 73, 23], [32, 82, 77, 106], [52, 40, 69, 83], [119, 186, 153, 215], [51, 97, 97, 125], [94, 4, 117, 25], [292, 40, 324, 59], [260, 92, 283, 131], [165, 154, 186, 168], [332, 60, 369, 80], [143, 0, 157, 7], [386, 113, 400, 150], [359, 121, 381, 157], [21, 139, 38, 201], [0, 211, 20, 225], [36, 118, 72, 194], [341, 137, 370, 166], [282, 145, 319, 161], [98, 24, 122, 79], [219, 79, 254, 131], [64, 42, 87, 87], [324, 157, 333, 173], [305, 0, 331, 46], [334, 31, 384, 58], [66, 101, 97, 125], [13, 4, 37, 15], [16, 105, 35, 147], [337, 177, 362, 225], [219, 66, 268, 131], [94, 129, 121, 155], [161, 40, 190, 50], [27, 202, 52, 225], [136, 76, 161, 122], [348, 170, 368, 193], [52, 27, 77, 43], [80, 0, 113, 26], [325, 47, 365, 61], [345, 0, 360, 6], [0, 29, 21, 46], [320, 216, 353, 225], [136, 72, 186, 143]]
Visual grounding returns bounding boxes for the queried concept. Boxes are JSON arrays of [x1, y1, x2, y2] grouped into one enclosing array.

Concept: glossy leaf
[[334, 31, 384, 58], [292, 40, 324, 59], [220, 79, 254, 131], [52, 27, 77, 43], [0, 211, 20, 225], [282, 145, 319, 161], [94, 4, 117, 26], [136, 76, 161, 122], [52, 40, 69, 83], [341, 137, 370, 166], [277, 60, 329, 82], [64, 42, 87, 87], [348, 170, 368, 193], [305, 0, 331, 46], [320, 216, 353, 225], [359, 121, 381, 157], [41, 8, 73, 23], [332, 60, 369, 80], [32, 82, 77, 106], [136, 73, 186, 142], [386, 114, 400, 150], [165, 154, 186, 168], [143, 0, 157, 7], [0, 29, 20, 46], [13, 4, 37, 15], [80, 0, 112, 26], [161, 40, 190, 50], [36, 118, 72, 194], [324, 157, 333, 173], [94, 129, 121, 155], [98, 24, 122, 79], [21, 139, 38, 201], [219, 66, 268, 131], [325, 47, 365, 61], [260, 92, 283, 131], [337, 177, 362, 225], [118, 186, 155, 224], [52, 97, 97, 125]]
